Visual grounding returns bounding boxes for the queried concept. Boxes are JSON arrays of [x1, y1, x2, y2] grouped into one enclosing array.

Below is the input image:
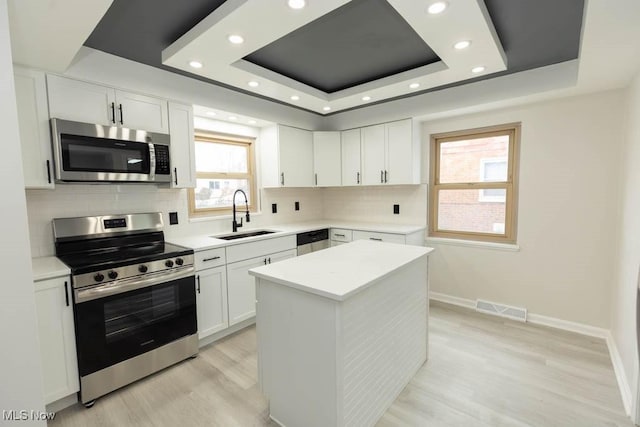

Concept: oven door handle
[[74, 266, 195, 304]]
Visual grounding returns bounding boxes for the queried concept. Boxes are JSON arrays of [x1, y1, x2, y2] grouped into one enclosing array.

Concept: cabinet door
[[361, 124, 386, 186], [312, 131, 341, 187], [227, 256, 265, 326], [34, 277, 79, 404], [196, 266, 228, 339], [278, 125, 313, 187], [47, 74, 115, 126], [115, 90, 169, 133], [168, 102, 196, 188], [14, 67, 54, 189], [341, 128, 361, 186], [385, 119, 414, 185]]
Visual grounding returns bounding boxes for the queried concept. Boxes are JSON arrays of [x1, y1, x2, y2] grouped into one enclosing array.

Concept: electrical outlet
[[169, 212, 179, 224], [272, 203, 277, 214], [295, 201, 300, 211], [393, 204, 400, 214]]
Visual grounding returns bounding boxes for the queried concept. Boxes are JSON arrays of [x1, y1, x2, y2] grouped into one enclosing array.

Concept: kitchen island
[[249, 240, 433, 427]]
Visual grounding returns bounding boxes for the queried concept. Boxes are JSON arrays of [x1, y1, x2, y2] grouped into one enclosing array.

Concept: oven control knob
[[138, 265, 148, 273], [108, 271, 118, 280], [175, 258, 184, 266], [94, 273, 105, 282], [165, 260, 174, 268]]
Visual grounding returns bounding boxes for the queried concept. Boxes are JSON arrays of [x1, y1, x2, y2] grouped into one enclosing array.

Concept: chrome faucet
[[232, 189, 250, 232]]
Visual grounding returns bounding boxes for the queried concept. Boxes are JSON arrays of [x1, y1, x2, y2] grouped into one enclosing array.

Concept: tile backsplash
[[26, 184, 427, 257]]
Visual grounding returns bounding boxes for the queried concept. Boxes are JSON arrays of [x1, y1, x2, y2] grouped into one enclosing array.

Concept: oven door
[[74, 275, 197, 378]]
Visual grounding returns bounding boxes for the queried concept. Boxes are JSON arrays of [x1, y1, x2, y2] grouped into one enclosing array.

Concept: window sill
[[425, 237, 520, 252]]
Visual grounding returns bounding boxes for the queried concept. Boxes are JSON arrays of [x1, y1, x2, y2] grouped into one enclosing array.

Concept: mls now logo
[[3, 410, 56, 421]]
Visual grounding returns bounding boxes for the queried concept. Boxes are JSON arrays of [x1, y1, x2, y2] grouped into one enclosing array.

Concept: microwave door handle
[[148, 143, 156, 180]]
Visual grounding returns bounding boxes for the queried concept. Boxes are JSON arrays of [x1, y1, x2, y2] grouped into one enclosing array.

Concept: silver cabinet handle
[[334, 233, 345, 237], [380, 170, 384, 183], [281, 172, 285, 186], [202, 256, 221, 262], [384, 170, 388, 183], [315, 173, 318, 186], [369, 237, 383, 241], [356, 172, 360, 184]]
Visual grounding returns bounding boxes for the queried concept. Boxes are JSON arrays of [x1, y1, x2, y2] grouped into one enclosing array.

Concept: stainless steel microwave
[[50, 118, 171, 183]]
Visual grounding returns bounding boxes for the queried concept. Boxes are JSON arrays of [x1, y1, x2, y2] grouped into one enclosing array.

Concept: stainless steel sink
[[212, 230, 277, 241]]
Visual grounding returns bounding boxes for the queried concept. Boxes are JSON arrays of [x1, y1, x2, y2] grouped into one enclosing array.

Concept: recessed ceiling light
[[248, 120, 257, 125], [323, 106, 331, 112], [454, 40, 471, 50], [472, 66, 486, 74], [290, 95, 300, 101], [362, 96, 371, 101], [228, 34, 244, 44], [427, 1, 447, 14], [287, 0, 306, 9], [229, 116, 238, 120], [205, 111, 217, 117], [248, 81, 259, 87], [409, 82, 420, 89], [189, 60, 203, 69]]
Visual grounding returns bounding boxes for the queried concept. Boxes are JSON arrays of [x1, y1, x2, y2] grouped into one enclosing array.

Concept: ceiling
[[81, 0, 584, 115]]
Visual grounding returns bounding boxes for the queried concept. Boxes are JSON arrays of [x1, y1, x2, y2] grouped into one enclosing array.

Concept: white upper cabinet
[[312, 131, 341, 187], [13, 66, 54, 189], [260, 125, 313, 188], [361, 119, 418, 186], [341, 128, 362, 186], [47, 75, 169, 133], [361, 124, 386, 185], [167, 102, 196, 188]]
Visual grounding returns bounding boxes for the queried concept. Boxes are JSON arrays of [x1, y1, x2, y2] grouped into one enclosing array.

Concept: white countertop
[[32, 256, 70, 281], [168, 220, 425, 251], [249, 239, 433, 301]]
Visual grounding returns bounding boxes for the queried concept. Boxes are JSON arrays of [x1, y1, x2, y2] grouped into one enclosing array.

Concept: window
[[429, 123, 520, 243], [188, 132, 256, 217]]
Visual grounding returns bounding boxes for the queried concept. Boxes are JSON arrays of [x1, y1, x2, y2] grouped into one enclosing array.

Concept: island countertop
[[249, 239, 433, 301]]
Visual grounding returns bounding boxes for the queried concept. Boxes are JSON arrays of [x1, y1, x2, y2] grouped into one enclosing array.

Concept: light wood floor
[[50, 302, 633, 426]]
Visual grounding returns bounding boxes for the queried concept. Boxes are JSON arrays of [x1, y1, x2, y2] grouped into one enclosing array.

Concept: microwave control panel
[[154, 145, 171, 175]]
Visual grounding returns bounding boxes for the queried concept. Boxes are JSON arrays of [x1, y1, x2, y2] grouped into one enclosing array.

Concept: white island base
[[250, 240, 433, 427]]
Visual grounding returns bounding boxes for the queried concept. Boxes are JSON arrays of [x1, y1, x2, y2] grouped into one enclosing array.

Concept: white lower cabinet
[[227, 249, 296, 326], [34, 276, 79, 404], [196, 265, 228, 339]]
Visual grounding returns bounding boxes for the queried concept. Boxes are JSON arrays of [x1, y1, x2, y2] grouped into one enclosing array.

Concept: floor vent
[[476, 299, 527, 322]]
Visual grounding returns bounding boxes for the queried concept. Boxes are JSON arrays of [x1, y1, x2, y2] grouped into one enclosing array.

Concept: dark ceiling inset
[[84, 0, 585, 114], [85, 0, 228, 65], [243, 0, 440, 93]]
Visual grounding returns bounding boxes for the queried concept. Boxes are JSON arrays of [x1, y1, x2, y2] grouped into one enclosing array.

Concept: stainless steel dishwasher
[[296, 229, 330, 255]]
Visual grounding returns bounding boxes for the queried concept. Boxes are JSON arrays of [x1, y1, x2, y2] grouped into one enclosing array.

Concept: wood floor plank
[[49, 301, 633, 427]]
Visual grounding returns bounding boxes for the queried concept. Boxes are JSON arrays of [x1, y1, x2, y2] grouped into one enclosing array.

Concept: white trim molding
[[429, 291, 632, 417]]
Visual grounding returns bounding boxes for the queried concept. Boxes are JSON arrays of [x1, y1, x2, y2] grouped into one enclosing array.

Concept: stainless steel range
[[53, 212, 198, 407]]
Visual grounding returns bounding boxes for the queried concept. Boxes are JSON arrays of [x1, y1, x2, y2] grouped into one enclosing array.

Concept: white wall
[[611, 71, 640, 419], [422, 90, 625, 328], [0, 0, 46, 422]]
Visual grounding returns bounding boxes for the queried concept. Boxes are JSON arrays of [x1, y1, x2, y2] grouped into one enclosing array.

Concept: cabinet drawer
[[195, 247, 226, 270], [226, 235, 296, 264], [330, 228, 353, 242], [352, 230, 406, 244]]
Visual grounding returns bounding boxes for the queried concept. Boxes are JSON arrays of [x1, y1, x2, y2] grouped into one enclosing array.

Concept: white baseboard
[[429, 291, 632, 417], [606, 332, 633, 416]]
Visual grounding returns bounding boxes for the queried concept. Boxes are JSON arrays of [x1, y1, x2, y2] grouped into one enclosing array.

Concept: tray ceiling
[[84, 0, 584, 115]]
